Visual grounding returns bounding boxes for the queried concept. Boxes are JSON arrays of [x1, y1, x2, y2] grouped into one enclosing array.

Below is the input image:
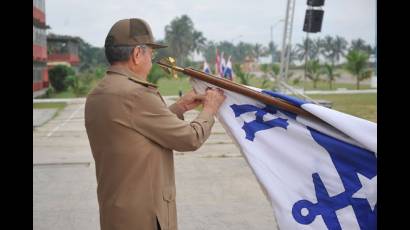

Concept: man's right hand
[[203, 88, 226, 116]]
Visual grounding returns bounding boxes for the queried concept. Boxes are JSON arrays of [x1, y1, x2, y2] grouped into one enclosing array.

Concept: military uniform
[[85, 18, 215, 230], [85, 66, 214, 230]]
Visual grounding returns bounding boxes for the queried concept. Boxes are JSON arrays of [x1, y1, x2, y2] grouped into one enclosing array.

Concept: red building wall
[[48, 53, 80, 66], [33, 0, 48, 93]]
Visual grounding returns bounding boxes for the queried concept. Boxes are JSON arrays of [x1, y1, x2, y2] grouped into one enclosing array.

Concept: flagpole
[[157, 60, 316, 119]]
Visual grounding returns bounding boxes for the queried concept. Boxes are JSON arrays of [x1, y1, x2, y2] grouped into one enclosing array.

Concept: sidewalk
[[33, 97, 278, 230]]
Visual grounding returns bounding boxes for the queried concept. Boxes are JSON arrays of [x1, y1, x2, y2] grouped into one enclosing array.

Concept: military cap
[[104, 18, 167, 49]]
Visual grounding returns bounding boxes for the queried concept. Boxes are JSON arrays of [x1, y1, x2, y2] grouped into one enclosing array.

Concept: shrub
[[48, 65, 75, 92]]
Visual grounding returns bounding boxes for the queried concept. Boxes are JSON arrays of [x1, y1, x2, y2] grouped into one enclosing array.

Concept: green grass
[[308, 93, 377, 122], [157, 76, 192, 96], [33, 102, 67, 110], [289, 81, 371, 91], [33, 102, 67, 120]]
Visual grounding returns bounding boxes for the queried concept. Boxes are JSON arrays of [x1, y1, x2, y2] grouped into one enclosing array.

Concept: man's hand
[[203, 88, 226, 116], [175, 90, 205, 113]]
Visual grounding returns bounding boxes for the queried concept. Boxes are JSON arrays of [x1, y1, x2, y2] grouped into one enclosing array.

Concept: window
[[33, 65, 44, 83]]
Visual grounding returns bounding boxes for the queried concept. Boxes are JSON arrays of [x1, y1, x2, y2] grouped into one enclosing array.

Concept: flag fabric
[[220, 52, 226, 77], [190, 78, 377, 230], [223, 56, 233, 80], [203, 60, 211, 74]]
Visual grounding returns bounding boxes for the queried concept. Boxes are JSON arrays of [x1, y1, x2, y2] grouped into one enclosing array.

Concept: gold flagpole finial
[[157, 57, 181, 79]]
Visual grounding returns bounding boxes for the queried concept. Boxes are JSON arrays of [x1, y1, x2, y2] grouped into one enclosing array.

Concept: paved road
[[33, 97, 278, 230]]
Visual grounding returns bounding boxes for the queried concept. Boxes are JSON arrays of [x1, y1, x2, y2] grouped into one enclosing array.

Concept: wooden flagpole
[[156, 60, 316, 119]]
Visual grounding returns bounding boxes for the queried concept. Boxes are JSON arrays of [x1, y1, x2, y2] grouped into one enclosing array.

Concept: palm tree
[[345, 50, 372, 89], [164, 15, 205, 66], [333, 36, 348, 65], [253, 43, 264, 63], [350, 38, 372, 55], [234, 42, 254, 63], [192, 31, 206, 54], [268, 41, 278, 63], [306, 59, 322, 89], [321, 36, 334, 64], [296, 38, 320, 62], [323, 63, 340, 89], [296, 38, 312, 62]]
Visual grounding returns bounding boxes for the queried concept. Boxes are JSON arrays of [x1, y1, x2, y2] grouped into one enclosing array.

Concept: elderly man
[[84, 18, 225, 230]]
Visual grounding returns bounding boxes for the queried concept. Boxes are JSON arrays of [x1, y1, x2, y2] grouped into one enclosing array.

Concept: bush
[[65, 75, 89, 97], [233, 64, 253, 86], [148, 64, 166, 84], [49, 65, 75, 92]]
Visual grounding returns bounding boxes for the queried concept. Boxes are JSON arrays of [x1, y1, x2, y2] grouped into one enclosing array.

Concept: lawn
[[308, 93, 377, 122], [33, 102, 67, 110], [33, 102, 67, 120]]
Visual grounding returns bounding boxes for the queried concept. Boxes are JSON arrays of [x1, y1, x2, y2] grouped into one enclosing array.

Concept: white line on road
[[46, 104, 84, 138]]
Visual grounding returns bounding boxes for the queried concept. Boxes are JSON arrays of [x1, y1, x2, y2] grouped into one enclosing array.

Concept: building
[[47, 34, 80, 71], [33, 0, 49, 95]]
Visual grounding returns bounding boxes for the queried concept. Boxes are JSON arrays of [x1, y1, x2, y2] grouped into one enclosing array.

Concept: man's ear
[[131, 48, 140, 65]]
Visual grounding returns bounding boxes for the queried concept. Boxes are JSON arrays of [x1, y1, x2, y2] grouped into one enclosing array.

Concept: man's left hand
[[176, 90, 205, 113]]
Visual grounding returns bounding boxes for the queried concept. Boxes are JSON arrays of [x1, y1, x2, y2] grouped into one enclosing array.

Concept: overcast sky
[[46, 0, 376, 48]]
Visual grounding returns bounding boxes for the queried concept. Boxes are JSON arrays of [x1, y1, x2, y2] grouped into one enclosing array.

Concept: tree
[[64, 75, 88, 97], [218, 41, 236, 57], [271, 63, 280, 77], [332, 36, 348, 65], [350, 38, 372, 55], [164, 15, 205, 66], [323, 63, 340, 89], [345, 50, 372, 89], [306, 60, 322, 89], [147, 64, 166, 84], [259, 64, 272, 89], [234, 42, 255, 63], [253, 43, 265, 63], [202, 41, 217, 65], [268, 41, 279, 63], [321, 35, 334, 64], [192, 31, 206, 54], [76, 37, 108, 72], [296, 38, 320, 62], [48, 65, 75, 92]]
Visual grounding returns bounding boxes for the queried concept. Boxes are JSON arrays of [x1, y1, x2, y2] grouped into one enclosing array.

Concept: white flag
[[190, 79, 377, 230]]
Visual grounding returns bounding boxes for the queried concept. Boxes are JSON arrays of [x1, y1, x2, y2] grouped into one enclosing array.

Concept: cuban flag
[[223, 56, 233, 80], [203, 60, 211, 74], [220, 52, 226, 77], [190, 79, 377, 230]]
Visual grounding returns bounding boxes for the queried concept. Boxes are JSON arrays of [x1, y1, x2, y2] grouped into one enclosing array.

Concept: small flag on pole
[[203, 60, 211, 74]]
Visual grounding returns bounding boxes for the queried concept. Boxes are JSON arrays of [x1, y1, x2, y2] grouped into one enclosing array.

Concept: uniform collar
[[107, 65, 158, 88]]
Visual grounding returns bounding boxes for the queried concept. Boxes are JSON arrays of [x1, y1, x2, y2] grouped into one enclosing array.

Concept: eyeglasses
[[136, 45, 156, 60]]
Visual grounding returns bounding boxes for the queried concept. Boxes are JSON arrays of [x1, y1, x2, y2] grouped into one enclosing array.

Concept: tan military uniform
[[85, 66, 215, 230]]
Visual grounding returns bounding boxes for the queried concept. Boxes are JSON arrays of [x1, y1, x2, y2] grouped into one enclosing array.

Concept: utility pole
[[277, 0, 296, 93]]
